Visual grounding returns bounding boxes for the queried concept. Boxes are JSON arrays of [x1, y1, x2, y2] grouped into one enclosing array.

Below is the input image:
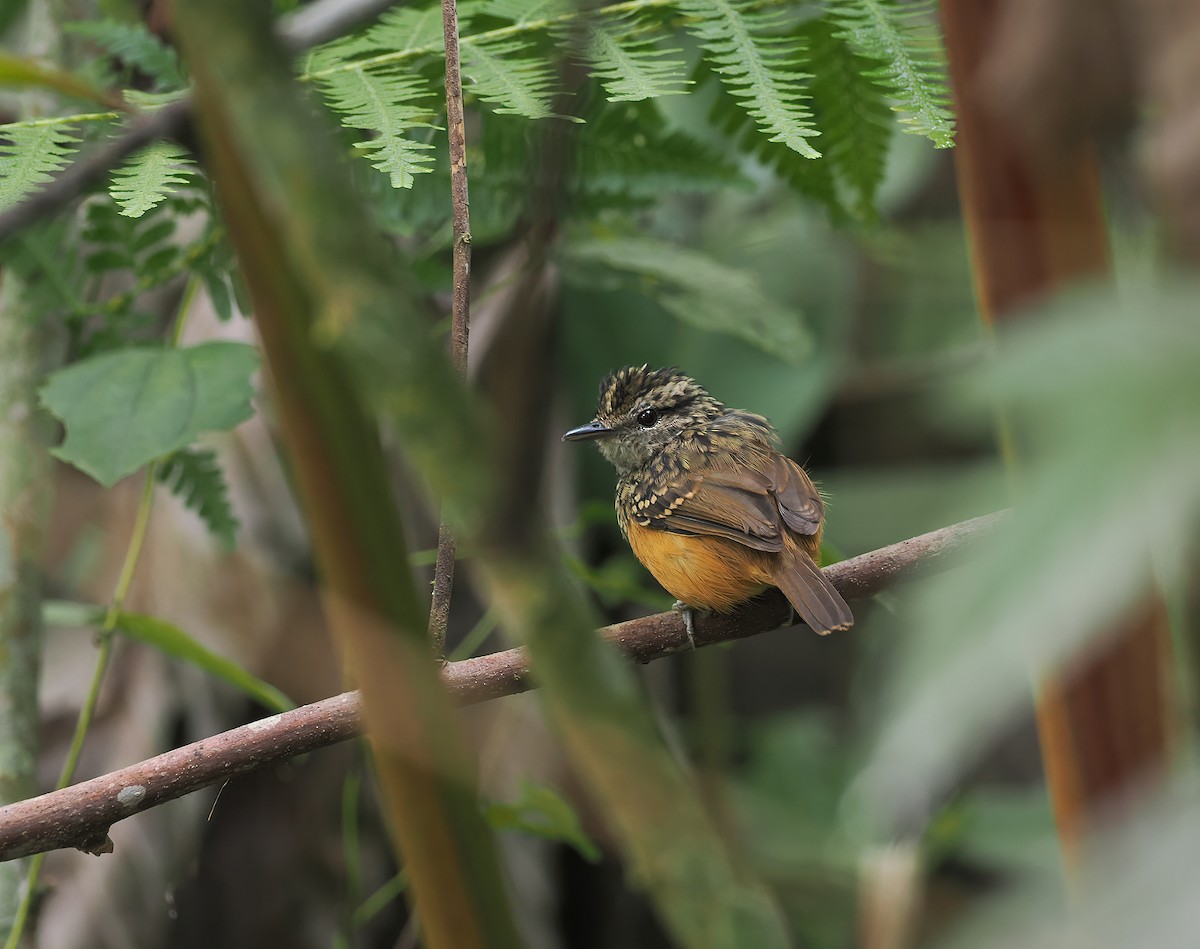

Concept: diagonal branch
[[0, 512, 1003, 862], [0, 0, 400, 245]]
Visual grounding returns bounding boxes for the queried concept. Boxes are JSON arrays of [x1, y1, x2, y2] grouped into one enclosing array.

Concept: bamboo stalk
[[941, 0, 1174, 863]]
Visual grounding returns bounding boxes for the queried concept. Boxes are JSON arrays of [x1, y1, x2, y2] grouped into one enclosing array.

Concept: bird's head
[[562, 366, 725, 474]]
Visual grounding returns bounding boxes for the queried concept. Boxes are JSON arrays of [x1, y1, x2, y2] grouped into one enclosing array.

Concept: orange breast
[[626, 520, 770, 612]]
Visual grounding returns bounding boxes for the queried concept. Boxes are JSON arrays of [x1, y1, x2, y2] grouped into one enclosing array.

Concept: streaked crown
[[597, 365, 720, 420]]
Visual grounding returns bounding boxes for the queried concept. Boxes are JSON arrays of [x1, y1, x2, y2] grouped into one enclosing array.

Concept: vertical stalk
[[0, 1, 71, 934], [940, 0, 1174, 864], [173, 2, 523, 944], [0, 273, 54, 941], [4, 277, 199, 949], [428, 0, 474, 656]]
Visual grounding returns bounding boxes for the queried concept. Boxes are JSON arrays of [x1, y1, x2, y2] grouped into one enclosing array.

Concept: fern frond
[[488, 0, 569, 25], [565, 236, 811, 362], [461, 37, 557, 119], [0, 117, 90, 212], [586, 15, 691, 102], [306, 4, 449, 73], [123, 88, 190, 111], [574, 102, 744, 199], [157, 447, 239, 550], [66, 20, 184, 90], [804, 17, 891, 217], [822, 0, 954, 147], [109, 141, 197, 218], [680, 0, 820, 158], [316, 67, 437, 188], [696, 54, 845, 217]]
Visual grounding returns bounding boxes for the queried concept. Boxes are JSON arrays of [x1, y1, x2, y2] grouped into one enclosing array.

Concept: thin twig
[[0, 0, 400, 246], [428, 0, 474, 656], [0, 513, 1005, 862]]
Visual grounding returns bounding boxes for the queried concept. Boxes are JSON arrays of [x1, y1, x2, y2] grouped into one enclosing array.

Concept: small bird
[[563, 366, 853, 638]]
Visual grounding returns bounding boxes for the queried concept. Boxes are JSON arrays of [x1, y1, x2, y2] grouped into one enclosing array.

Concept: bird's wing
[[632, 453, 823, 552]]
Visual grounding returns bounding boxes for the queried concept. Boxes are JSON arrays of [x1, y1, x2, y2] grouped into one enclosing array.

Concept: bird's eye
[[636, 408, 659, 427]]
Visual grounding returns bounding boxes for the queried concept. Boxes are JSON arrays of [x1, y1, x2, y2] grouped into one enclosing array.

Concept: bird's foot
[[671, 600, 710, 650]]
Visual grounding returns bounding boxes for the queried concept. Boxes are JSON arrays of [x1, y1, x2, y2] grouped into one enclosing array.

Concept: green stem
[[4, 277, 198, 949]]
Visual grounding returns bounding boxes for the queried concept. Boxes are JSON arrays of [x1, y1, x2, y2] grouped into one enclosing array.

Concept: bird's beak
[[562, 420, 613, 442]]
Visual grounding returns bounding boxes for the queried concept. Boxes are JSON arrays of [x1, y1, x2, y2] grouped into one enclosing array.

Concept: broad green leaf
[[40, 342, 260, 487], [485, 782, 601, 861], [115, 610, 294, 712]]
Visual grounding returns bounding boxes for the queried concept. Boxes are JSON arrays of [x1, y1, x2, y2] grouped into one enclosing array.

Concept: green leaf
[[823, 0, 955, 147], [585, 16, 691, 103], [66, 19, 186, 91], [484, 782, 601, 861], [564, 236, 811, 362], [40, 342, 260, 487], [461, 36, 557, 119], [110, 141, 197, 218], [203, 269, 235, 321], [0, 118, 86, 212], [804, 16, 892, 217], [115, 610, 294, 712], [315, 66, 437, 189], [680, 0, 821, 158], [157, 447, 240, 550]]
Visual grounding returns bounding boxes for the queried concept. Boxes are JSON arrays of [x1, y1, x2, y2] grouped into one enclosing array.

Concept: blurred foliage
[[866, 281, 1200, 823], [484, 782, 602, 862], [3, 0, 1198, 946], [114, 610, 295, 712]]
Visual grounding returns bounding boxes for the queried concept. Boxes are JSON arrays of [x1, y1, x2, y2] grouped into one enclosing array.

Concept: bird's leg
[[672, 600, 699, 650]]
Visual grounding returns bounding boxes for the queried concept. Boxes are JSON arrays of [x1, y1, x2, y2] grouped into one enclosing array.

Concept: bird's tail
[[772, 545, 853, 635]]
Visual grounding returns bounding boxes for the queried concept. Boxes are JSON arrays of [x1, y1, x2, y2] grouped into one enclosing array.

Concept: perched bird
[[563, 366, 853, 638]]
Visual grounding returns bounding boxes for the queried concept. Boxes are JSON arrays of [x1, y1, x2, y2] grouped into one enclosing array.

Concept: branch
[[0, 513, 1002, 862], [0, 0, 400, 245], [428, 0, 474, 655]]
